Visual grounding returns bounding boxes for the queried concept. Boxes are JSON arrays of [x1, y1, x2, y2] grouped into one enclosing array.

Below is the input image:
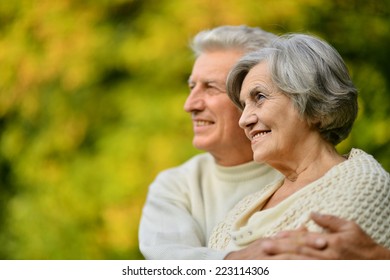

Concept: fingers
[[302, 234, 327, 249], [261, 233, 325, 256], [225, 239, 277, 259], [264, 239, 303, 255], [274, 227, 307, 239], [265, 253, 317, 260], [310, 212, 350, 233]]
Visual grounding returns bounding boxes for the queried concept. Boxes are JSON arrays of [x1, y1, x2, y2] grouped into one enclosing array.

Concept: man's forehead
[[189, 67, 227, 85]]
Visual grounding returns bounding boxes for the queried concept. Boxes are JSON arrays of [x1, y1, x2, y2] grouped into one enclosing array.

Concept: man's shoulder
[[158, 153, 213, 176], [146, 153, 214, 196]]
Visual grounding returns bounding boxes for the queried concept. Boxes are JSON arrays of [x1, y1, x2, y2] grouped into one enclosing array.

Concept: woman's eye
[[255, 92, 266, 102]]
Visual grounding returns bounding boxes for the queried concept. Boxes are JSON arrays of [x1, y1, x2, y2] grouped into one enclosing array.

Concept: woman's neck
[[273, 137, 344, 181], [261, 142, 345, 210]]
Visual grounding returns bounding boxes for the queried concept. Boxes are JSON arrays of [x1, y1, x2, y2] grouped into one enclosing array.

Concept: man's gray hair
[[227, 33, 358, 145], [190, 25, 277, 57]]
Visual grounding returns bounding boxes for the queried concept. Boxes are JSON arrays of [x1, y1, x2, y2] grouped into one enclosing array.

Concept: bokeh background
[[0, 0, 389, 259]]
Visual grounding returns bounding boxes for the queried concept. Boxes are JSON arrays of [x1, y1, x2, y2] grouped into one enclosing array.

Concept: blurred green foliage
[[0, 0, 389, 259]]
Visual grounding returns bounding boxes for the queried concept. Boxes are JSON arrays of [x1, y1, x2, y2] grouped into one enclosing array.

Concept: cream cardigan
[[209, 149, 390, 251], [139, 153, 282, 259]]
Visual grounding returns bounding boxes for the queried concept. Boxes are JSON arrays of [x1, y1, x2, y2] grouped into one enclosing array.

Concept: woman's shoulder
[[344, 148, 389, 177], [306, 148, 389, 202], [321, 148, 390, 196]]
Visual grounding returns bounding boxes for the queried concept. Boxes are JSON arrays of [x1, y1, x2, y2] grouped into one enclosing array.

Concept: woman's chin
[[253, 153, 267, 164]]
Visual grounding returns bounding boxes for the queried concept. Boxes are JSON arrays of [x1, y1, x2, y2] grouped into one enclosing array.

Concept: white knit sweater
[[139, 153, 282, 259], [209, 149, 390, 251]]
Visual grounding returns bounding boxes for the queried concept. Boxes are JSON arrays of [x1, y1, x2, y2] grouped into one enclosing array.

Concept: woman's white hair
[[227, 33, 358, 145]]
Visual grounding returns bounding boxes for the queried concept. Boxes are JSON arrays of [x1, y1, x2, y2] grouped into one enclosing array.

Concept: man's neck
[[212, 149, 254, 167]]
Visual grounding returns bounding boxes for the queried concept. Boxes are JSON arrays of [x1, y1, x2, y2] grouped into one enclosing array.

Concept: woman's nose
[[239, 107, 258, 129]]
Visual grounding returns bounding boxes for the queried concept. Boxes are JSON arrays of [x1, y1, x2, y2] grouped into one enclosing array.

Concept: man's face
[[184, 50, 250, 162]]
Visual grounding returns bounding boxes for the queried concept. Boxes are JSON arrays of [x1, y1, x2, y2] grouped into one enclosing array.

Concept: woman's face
[[239, 61, 315, 166]]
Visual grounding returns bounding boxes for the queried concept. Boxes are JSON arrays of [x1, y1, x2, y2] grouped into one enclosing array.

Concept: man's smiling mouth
[[194, 120, 214, 126]]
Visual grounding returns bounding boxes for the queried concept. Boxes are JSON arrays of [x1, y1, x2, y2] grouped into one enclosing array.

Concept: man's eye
[[206, 84, 225, 95], [205, 83, 218, 90]]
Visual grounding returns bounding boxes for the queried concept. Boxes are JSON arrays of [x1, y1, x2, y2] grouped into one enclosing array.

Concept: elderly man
[[138, 25, 281, 260]]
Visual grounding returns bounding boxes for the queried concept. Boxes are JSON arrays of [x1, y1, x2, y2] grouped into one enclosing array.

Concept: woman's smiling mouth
[[251, 130, 271, 141]]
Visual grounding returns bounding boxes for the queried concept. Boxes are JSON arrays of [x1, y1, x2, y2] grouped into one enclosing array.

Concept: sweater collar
[[213, 158, 274, 182]]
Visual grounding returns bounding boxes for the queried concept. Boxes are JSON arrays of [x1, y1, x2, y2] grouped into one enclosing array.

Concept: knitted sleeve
[[139, 162, 228, 260]]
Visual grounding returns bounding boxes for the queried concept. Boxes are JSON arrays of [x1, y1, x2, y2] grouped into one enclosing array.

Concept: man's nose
[[184, 88, 205, 113]]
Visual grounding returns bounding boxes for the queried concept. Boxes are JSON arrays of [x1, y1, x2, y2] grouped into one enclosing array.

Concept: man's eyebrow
[[187, 78, 224, 86], [204, 79, 224, 85]]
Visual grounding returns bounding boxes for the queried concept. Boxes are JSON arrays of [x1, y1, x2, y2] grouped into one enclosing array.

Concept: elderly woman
[[208, 34, 390, 253]]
